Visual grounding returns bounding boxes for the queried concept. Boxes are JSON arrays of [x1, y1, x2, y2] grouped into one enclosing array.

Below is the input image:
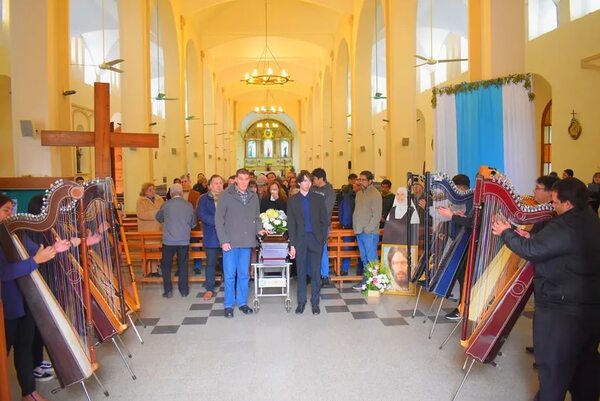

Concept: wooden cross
[[41, 82, 158, 178], [571, 110, 577, 119]]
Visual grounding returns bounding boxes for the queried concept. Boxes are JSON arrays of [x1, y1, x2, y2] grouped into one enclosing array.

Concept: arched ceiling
[[183, 0, 349, 103]]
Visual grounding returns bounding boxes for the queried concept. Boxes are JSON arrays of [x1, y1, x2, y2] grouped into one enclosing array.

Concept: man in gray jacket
[[215, 168, 266, 318], [156, 183, 197, 298], [311, 168, 335, 287], [352, 170, 382, 290]]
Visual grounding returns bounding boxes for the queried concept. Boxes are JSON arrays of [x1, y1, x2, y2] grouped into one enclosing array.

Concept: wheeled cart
[[252, 236, 292, 312]]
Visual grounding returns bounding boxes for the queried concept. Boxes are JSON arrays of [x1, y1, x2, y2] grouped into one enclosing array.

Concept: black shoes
[[525, 346, 534, 354], [340, 271, 348, 276], [162, 291, 173, 298], [180, 292, 189, 297], [295, 303, 306, 314], [239, 305, 253, 315], [445, 308, 461, 321], [312, 304, 320, 315], [224, 308, 234, 318], [321, 277, 334, 288]]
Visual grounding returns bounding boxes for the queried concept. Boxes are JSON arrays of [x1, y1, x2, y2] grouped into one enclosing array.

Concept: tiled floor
[[11, 280, 540, 401]]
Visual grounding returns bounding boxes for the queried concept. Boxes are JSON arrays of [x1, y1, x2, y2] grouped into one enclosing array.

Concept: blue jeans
[[356, 233, 379, 283], [341, 236, 363, 274], [161, 244, 189, 295], [191, 237, 203, 272], [204, 247, 220, 292], [222, 247, 251, 308]]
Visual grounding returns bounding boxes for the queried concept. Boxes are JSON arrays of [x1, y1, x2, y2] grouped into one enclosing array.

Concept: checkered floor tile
[[139, 282, 536, 335]]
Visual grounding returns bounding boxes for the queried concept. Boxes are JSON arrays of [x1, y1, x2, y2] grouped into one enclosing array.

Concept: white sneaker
[[33, 367, 55, 382], [352, 283, 364, 291], [39, 360, 54, 373]]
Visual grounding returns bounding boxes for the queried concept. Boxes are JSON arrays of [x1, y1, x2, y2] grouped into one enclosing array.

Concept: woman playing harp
[[0, 194, 70, 401], [0, 181, 97, 396]]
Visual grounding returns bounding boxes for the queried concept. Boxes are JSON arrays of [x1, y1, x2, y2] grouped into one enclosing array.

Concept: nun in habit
[[382, 187, 420, 245]]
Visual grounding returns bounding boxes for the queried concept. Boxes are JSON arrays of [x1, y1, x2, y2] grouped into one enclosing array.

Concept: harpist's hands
[[33, 244, 56, 264], [53, 238, 71, 253], [491, 219, 511, 236], [289, 246, 296, 259], [437, 206, 454, 219]]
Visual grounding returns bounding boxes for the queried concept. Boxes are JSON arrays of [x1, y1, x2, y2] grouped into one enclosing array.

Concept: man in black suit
[[287, 170, 329, 315]]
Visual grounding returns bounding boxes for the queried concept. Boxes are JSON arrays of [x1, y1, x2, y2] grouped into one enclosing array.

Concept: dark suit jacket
[[287, 191, 329, 248]]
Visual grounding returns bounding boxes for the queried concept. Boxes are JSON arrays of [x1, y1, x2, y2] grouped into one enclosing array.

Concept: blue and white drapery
[[434, 82, 536, 194]]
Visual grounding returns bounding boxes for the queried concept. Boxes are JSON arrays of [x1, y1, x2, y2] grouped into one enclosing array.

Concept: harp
[[411, 172, 473, 336], [451, 169, 554, 400], [0, 181, 96, 389]]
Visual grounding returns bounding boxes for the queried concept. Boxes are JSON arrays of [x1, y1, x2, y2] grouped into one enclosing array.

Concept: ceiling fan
[[72, 0, 125, 73], [154, 93, 178, 101], [414, 0, 467, 67]]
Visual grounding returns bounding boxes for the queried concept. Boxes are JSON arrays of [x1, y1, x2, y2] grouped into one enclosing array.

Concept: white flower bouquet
[[259, 208, 288, 234], [360, 261, 392, 293]]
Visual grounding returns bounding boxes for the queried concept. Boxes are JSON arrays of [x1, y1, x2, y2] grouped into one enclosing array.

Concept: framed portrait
[[381, 243, 418, 295]]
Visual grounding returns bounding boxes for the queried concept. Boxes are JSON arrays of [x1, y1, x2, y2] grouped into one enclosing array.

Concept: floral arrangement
[[260, 208, 288, 234], [360, 261, 392, 293]]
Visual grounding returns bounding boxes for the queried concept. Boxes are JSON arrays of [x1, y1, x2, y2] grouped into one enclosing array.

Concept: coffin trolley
[[252, 235, 292, 313]]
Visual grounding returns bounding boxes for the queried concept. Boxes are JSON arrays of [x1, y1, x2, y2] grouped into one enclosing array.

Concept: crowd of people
[[2, 167, 599, 400]]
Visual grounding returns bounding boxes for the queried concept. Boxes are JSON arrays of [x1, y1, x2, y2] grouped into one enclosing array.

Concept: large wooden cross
[[42, 82, 158, 178]]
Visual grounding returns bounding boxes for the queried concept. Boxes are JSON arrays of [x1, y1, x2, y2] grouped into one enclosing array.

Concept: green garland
[[431, 73, 535, 108]]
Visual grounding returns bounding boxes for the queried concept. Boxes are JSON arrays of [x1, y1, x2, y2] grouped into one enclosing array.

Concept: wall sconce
[[193, 152, 198, 158], [208, 154, 212, 159], [325, 152, 329, 157], [338, 151, 343, 156], [62, 90, 77, 96]]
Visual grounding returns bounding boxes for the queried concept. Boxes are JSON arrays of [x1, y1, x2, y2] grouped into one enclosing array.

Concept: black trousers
[[161, 244, 190, 295], [533, 307, 600, 401], [5, 312, 36, 396], [295, 233, 323, 305]]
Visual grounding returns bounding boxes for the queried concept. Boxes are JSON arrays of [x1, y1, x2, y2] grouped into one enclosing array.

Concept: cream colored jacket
[[136, 196, 164, 232]]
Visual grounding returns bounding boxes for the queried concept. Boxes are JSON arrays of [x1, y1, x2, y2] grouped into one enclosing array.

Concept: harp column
[[385, 0, 418, 184], [8, 0, 72, 177]]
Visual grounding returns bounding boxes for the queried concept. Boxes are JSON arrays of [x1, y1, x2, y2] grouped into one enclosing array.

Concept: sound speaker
[[360, 145, 366, 152], [20, 120, 34, 137], [347, 161, 352, 170]]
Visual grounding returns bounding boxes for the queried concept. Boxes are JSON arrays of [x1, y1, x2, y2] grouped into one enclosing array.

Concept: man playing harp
[[492, 178, 600, 401]]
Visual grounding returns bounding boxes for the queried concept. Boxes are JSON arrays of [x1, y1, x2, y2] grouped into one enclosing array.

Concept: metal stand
[[92, 372, 110, 397], [428, 297, 445, 339], [422, 295, 438, 323], [81, 381, 92, 401], [127, 312, 145, 344], [412, 286, 423, 318], [116, 334, 132, 358], [439, 317, 462, 350], [451, 358, 476, 401], [111, 337, 137, 380]]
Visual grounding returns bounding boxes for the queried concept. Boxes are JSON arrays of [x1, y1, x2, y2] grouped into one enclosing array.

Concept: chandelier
[[253, 89, 284, 114], [257, 121, 279, 128], [242, 0, 291, 85]]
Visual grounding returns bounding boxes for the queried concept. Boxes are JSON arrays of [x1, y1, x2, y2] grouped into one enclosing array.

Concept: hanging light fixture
[[242, 0, 292, 85], [253, 89, 284, 114]]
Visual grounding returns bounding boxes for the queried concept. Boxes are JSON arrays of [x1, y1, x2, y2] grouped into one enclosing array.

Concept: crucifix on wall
[[41, 82, 159, 178]]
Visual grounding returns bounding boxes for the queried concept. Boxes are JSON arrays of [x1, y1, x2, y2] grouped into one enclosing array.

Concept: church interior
[[1, 0, 599, 400]]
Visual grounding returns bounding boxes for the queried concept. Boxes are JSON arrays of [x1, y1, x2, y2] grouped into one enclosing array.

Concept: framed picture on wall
[[381, 243, 417, 295]]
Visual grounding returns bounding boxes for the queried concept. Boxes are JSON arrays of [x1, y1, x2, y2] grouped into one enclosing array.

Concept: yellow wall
[[527, 10, 600, 181]]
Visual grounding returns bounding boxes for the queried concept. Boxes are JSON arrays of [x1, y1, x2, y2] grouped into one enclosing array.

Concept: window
[[371, 0, 387, 114], [528, 0, 558, 40], [541, 101, 552, 175], [571, 0, 600, 20]]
